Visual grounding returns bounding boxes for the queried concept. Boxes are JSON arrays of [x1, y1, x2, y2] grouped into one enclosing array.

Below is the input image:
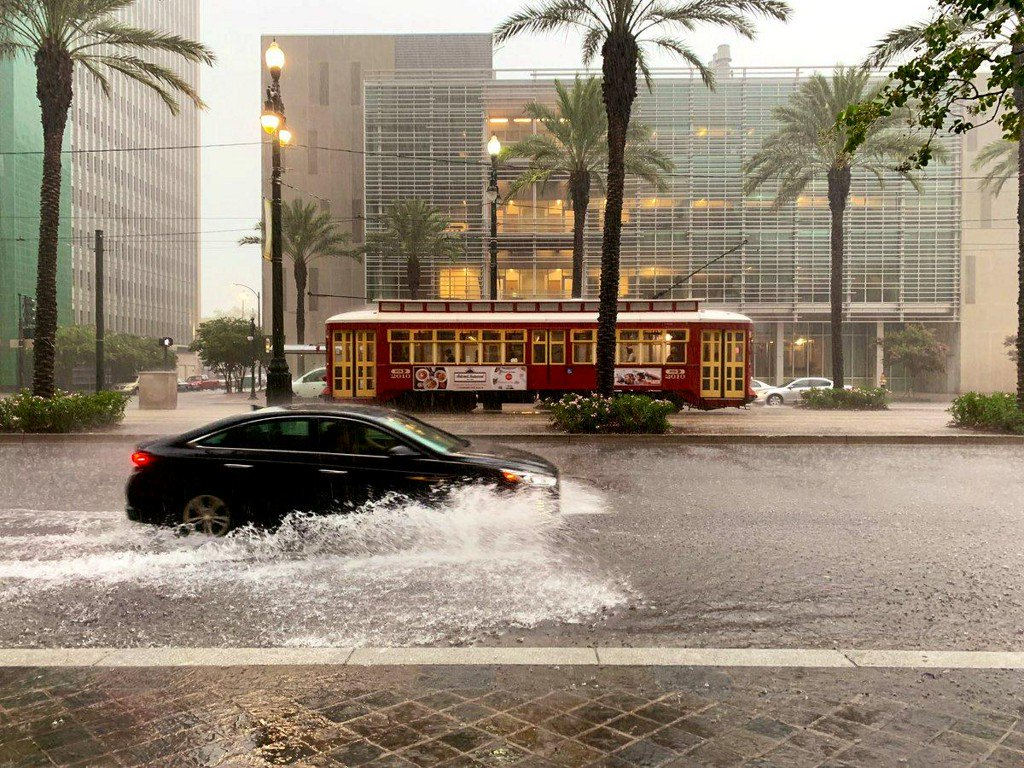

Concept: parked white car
[[751, 378, 772, 393], [758, 377, 849, 406], [292, 366, 327, 399]]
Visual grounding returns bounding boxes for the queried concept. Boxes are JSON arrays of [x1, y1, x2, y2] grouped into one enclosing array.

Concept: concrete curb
[[1, 432, 1021, 446], [3, 646, 1024, 669]]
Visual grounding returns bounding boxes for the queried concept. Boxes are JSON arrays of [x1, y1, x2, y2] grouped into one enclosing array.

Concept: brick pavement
[[1, 664, 1022, 767]]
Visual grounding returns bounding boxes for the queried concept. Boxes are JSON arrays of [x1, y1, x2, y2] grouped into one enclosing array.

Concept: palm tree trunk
[[597, 33, 638, 396], [1015, 76, 1024, 408], [827, 165, 851, 390], [408, 255, 421, 300], [569, 171, 591, 299], [31, 45, 74, 398], [294, 259, 307, 375]]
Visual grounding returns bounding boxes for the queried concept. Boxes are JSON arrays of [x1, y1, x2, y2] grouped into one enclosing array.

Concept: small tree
[[55, 326, 171, 389], [189, 317, 252, 394], [880, 324, 949, 393], [366, 199, 462, 299]]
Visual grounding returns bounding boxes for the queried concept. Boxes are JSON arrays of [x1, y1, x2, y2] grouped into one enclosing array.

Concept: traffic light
[[20, 295, 36, 340]]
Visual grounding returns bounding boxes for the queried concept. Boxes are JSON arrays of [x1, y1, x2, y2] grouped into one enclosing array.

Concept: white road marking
[[2, 646, 1024, 669]]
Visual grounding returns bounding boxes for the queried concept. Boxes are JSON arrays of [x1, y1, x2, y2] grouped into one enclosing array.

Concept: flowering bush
[[546, 393, 678, 434], [797, 386, 890, 410], [0, 390, 130, 433], [948, 392, 1024, 434]]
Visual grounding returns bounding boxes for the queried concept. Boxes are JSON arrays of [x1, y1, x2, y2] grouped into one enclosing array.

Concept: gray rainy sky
[[198, 0, 932, 318]]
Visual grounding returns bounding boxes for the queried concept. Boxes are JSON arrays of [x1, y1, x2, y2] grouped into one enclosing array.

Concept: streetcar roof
[[326, 307, 753, 325]]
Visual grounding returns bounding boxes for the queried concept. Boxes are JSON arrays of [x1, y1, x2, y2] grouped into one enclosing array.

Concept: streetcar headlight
[[500, 468, 558, 487]]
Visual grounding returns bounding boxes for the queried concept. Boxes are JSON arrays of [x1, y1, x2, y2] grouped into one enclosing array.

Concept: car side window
[[789, 379, 808, 389], [319, 419, 402, 457], [199, 418, 315, 451], [811, 379, 830, 387]]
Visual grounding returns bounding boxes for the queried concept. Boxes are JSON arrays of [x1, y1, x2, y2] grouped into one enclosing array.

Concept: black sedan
[[126, 404, 559, 535]]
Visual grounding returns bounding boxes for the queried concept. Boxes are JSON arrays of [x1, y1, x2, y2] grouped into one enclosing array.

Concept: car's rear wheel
[[182, 494, 233, 536], [766, 393, 783, 406]]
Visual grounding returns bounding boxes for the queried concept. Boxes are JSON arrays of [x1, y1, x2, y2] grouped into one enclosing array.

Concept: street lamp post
[[233, 282, 262, 389], [486, 135, 501, 300], [247, 318, 257, 401], [261, 40, 294, 405]]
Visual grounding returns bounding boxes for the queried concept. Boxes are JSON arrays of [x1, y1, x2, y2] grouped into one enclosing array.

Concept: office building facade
[[70, 0, 202, 346], [258, 33, 493, 350], [362, 51, 980, 390]]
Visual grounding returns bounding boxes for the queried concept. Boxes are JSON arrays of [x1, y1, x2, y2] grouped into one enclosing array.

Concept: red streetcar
[[324, 299, 754, 410]]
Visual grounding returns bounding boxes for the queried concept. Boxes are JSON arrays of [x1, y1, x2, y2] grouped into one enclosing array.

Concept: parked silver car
[[758, 377, 848, 406]]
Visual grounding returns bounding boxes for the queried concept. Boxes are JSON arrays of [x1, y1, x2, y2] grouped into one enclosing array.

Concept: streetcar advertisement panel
[[613, 368, 663, 387], [413, 366, 527, 391]]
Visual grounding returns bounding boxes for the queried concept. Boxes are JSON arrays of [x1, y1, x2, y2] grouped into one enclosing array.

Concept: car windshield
[[377, 413, 469, 454]]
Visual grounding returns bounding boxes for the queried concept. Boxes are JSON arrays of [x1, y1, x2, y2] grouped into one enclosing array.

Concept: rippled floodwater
[[0, 481, 628, 647]]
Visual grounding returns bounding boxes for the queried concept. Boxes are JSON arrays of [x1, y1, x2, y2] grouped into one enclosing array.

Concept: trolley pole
[[95, 230, 104, 393]]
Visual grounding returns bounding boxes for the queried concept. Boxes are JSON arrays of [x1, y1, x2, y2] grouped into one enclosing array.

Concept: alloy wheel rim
[[183, 495, 231, 536]]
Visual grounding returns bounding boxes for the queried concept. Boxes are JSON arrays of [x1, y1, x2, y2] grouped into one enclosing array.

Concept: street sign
[[159, 337, 174, 348]]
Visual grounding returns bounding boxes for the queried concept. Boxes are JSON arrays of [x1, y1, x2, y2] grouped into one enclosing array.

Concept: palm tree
[[366, 199, 462, 300], [973, 138, 1017, 196], [240, 199, 357, 359], [503, 76, 673, 299], [871, 9, 1024, 405], [743, 67, 928, 389], [0, 0, 215, 398], [496, 0, 790, 395]]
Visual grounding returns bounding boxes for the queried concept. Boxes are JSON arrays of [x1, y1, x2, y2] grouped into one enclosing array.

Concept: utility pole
[[16, 294, 25, 390], [95, 230, 104, 393]]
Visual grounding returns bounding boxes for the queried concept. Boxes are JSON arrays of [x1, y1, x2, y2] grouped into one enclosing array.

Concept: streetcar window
[[572, 330, 595, 364], [507, 341, 525, 364], [617, 330, 640, 364], [483, 343, 502, 363], [666, 329, 688, 364], [412, 329, 435, 364], [550, 331, 566, 364], [532, 331, 547, 364], [389, 330, 411, 364], [458, 331, 480, 363], [641, 330, 664, 365]]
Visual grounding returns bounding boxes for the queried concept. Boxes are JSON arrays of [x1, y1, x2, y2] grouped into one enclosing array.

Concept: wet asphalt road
[[0, 439, 1022, 650]]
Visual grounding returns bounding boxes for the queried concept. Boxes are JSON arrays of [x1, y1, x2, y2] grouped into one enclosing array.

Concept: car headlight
[[500, 468, 558, 488]]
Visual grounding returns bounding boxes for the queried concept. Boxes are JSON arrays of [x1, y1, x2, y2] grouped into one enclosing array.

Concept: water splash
[[0, 483, 627, 647]]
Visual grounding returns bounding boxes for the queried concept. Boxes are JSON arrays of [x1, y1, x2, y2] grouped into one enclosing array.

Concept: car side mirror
[[321, 375, 327, 382], [388, 445, 419, 458]]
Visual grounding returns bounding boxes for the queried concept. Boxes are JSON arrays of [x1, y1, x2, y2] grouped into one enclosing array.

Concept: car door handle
[[319, 469, 348, 475], [223, 463, 253, 469]]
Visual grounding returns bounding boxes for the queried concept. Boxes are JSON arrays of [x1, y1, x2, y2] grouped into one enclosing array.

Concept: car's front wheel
[[766, 393, 784, 406], [182, 493, 233, 536]]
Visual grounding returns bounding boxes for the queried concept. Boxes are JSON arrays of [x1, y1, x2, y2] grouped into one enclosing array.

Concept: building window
[[309, 267, 319, 312], [318, 62, 330, 106], [308, 129, 319, 175], [980, 191, 992, 228]]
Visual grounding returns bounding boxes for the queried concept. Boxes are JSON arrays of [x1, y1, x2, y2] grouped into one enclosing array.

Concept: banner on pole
[[262, 198, 273, 262]]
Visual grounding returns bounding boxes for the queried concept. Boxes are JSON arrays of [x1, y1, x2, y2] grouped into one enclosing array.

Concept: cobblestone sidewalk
[[1, 664, 1023, 767]]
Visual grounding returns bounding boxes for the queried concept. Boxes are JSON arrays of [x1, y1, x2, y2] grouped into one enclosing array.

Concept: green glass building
[[0, 56, 72, 390]]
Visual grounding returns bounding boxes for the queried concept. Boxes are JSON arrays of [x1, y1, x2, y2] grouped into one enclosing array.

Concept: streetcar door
[[354, 331, 376, 398], [700, 330, 722, 398], [701, 329, 746, 399], [723, 330, 746, 398], [331, 329, 376, 399]]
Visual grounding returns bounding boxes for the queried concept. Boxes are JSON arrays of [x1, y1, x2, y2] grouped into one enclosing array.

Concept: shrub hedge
[[948, 392, 1024, 434], [0, 390, 130, 433], [547, 393, 678, 434], [797, 386, 890, 410]]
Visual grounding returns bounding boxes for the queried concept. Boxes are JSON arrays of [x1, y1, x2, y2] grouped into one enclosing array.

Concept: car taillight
[[131, 451, 154, 468]]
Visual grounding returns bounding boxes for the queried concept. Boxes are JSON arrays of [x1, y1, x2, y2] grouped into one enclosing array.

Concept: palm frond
[[866, 22, 930, 68], [494, 0, 603, 43], [649, 36, 713, 87], [73, 20, 215, 64], [972, 138, 1017, 196]]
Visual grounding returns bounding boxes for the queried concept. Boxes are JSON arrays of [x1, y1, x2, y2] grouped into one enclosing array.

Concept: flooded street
[[2, 440, 1024, 650]]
